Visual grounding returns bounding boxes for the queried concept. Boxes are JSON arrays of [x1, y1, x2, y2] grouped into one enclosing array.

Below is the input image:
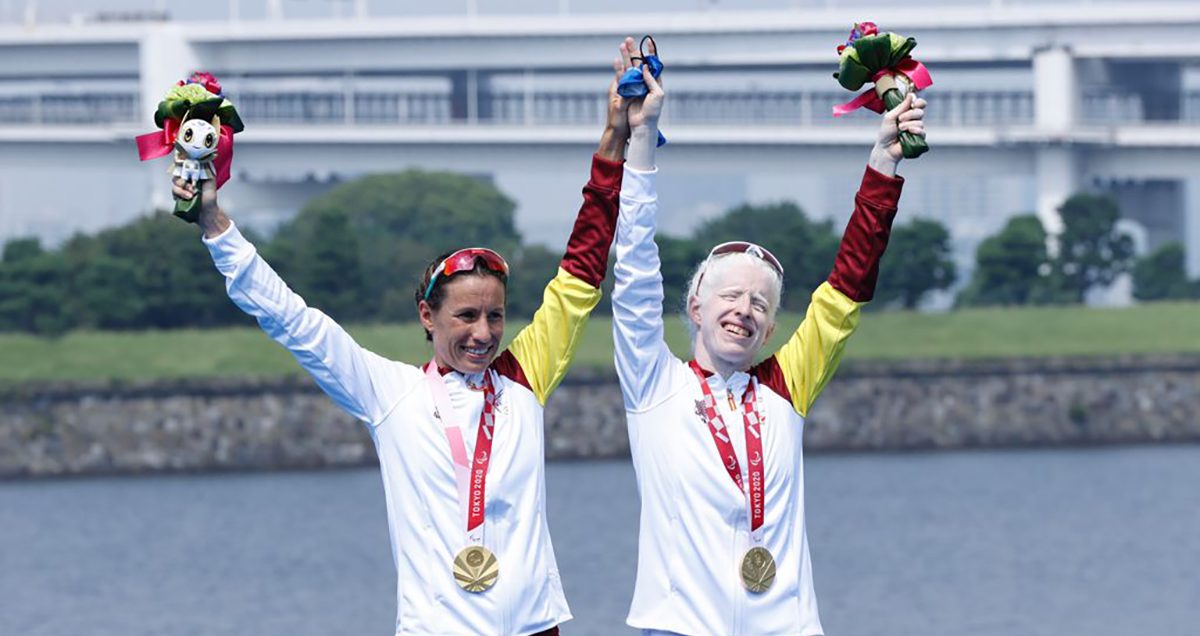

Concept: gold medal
[[740, 546, 776, 593], [453, 545, 499, 593]]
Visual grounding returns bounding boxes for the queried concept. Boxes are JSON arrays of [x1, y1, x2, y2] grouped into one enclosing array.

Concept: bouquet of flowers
[[832, 23, 932, 159], [135, 72, 245, 222]]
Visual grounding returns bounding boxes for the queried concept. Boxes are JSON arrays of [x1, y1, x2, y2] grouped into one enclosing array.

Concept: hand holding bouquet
[[833, 23, 932, 159], [135, 72, 244, 222]]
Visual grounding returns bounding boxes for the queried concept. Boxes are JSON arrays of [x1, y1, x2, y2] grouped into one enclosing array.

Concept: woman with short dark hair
[[174, 39, 647, 635]]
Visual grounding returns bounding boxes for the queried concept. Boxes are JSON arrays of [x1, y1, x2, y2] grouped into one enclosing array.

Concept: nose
[[733, 292, 752, 316], [470, 317, 492, 343]]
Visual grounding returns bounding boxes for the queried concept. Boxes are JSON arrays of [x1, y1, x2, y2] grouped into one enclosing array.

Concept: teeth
[[724, 324, 750, 337], [466, 346, 489, 355]]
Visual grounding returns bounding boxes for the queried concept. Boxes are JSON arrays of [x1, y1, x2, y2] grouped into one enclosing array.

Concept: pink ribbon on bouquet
[[832, 57, 933, 117], [135, 121, 236, 189]]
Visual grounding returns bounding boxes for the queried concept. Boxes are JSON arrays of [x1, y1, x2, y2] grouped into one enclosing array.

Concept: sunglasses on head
[[699, 241, 785, 287], [422, 247, 510, 301]]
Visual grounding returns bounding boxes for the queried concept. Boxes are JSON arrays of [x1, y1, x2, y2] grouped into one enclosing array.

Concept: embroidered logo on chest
[[492, 389, 508, 417]]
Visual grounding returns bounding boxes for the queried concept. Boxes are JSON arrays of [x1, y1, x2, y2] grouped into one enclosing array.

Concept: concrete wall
[[2, 354, 1198, 478]]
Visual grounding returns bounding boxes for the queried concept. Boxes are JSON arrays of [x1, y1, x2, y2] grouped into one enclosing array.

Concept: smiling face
[[419, 274, 506, 375], [688, 255, 780, 376], [176, 119, 218, 160]]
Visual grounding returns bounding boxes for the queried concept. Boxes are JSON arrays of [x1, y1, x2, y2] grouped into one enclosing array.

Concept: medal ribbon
[[425, 361, 498, 543], [689, 361, 766, 533]]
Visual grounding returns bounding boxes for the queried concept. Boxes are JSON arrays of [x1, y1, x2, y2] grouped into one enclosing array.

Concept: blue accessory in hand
[[617, 36, 667, 147], [617, 55, 663, 99]]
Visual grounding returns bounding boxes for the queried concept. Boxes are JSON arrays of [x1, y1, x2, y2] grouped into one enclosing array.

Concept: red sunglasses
[[696, 241, 785, 291], [423, 247, 509, 301]]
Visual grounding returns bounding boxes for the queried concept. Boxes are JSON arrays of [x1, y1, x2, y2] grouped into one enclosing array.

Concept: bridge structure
[[2, 1, 1200, 286]]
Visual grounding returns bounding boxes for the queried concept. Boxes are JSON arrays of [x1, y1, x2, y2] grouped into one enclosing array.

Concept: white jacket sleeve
[[612, 166, 678, 412], [204, 222, 410, 426]]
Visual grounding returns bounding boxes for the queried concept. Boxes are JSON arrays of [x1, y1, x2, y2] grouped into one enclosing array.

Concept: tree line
[[956, 194, 1199, 307], [0, 170, 1193, 335]]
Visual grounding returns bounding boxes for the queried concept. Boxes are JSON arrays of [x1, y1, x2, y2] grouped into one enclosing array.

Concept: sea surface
[[2, 446, 1198, 636]]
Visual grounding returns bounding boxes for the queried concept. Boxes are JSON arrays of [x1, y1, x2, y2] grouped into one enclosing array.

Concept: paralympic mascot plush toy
[[833, 22, 932, 159], [135, 72, 244, 222]]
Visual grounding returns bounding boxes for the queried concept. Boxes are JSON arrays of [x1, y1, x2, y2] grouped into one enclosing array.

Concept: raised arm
[[611, 37, 672, 411], [179, 179, 410, 425], [496, 55, 631, 405], [764, 94, 925, 416]]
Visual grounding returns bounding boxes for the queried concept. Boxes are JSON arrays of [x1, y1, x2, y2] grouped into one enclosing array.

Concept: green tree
[[2, 237, 43, 263], [271, 170, 521, 321], [60, 212, 246, 330], [656, 233, 708, 316], [1051, 193, 1135, 302], [504, 244, 564, 319], [1133, 242, 1197, 301], [0, 237, 69, 334], [691, 201, 839, 311], [282, 208, 367, 320], [63, 251, 145, 329], [876, 218, 957, 309], [957, 214, 1050, 307]]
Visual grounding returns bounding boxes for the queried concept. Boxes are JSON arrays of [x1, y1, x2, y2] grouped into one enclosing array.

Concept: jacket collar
[[689, 360, 751, 400]]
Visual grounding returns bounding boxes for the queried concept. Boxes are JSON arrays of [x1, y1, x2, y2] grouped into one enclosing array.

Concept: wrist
[[198, 208, 231, 239], [868, 145, 899, 177], [597, 127, 627, 162], [626, 128, 658, 172], [630, 122, 659, 139]]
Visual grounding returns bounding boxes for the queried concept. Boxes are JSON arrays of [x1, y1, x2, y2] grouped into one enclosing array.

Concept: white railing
[[0, 93, 138, 124], [233, 91, 453, 125], [4, 88, 1200, 127], [1083, 89, 1145, 123], [232, 89, 1037, 127]]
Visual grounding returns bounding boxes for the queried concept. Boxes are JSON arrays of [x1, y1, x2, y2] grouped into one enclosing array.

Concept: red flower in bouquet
[[188, 72, 223, 96], [837, 22, 878, 54]]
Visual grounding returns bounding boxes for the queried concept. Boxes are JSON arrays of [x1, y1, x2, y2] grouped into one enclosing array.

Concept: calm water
[[2, 446, 1199, 636]]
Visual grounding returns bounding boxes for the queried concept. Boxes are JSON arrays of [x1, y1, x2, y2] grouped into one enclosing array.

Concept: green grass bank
[[1, 302, 1197, 384]]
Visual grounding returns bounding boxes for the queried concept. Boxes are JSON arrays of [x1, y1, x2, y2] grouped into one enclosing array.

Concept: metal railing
[[1082, 89, 1144, 123], [234, 91, 453, 125], [0, 93, 138, 124], [230, 89, 1038, 127], [4, 88, 1200, 128]]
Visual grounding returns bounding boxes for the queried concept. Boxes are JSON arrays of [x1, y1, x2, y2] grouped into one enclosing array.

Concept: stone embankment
[[2, 354, 1198, 478]]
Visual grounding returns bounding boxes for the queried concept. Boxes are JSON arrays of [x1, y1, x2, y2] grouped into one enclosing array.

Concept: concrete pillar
[[1032, 46, 1081, 239], [1034, 146, 1076, 237], [1033, 46, 1079, 133], [1186, 180, 1200, 278], [139, 24, 200, 213]]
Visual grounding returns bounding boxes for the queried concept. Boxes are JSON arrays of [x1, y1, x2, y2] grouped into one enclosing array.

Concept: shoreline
[[3, 353, 1199, 479], [5, 440, 1200, 483]]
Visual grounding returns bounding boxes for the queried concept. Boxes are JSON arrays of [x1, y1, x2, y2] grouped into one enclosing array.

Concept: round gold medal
[[453, 545, 499, 593], [740, 546, 776, 593]]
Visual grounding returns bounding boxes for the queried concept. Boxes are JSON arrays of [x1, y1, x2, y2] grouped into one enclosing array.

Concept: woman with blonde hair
[[611, 37, 928, 635]]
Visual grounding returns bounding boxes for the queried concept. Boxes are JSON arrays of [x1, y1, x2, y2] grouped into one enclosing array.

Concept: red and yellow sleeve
[[494, 154, 623, 405], [757, 165, 903, 416]]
